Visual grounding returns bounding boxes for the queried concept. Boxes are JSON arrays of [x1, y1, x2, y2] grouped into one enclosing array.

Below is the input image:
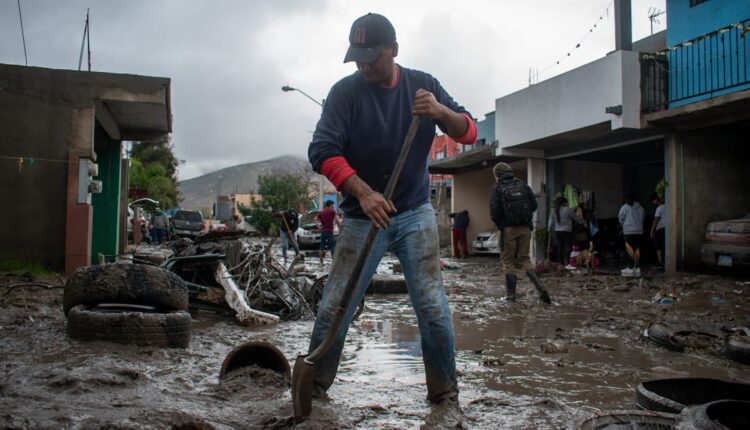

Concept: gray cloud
[[1, 0, 665, 180]]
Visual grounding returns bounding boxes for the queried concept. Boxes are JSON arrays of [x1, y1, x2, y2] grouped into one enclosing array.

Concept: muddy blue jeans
[[308, 203, 458, 403]]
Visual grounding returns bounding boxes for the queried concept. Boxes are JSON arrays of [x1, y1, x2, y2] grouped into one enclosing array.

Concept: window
[[435, 151, 445, 160], [689, 0, 708, 7]]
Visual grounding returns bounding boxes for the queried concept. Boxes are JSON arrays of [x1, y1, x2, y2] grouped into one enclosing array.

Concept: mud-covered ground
[[1, 252, 748, 429]]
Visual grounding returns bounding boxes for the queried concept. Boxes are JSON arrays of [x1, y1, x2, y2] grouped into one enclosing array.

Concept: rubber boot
[[526, 269, 551, 304], [504, 274, 516, 302]]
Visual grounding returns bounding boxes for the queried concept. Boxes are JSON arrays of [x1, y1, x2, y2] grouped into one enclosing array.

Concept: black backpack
[[500, 179, 532, 226]]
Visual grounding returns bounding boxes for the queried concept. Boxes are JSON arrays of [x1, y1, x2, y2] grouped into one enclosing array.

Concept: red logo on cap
[[353, 26, 366, 44]]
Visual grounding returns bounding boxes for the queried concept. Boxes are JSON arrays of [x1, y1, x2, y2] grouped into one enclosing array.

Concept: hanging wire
[[17, 0, 28, 66], [535, 1, 614, 81]]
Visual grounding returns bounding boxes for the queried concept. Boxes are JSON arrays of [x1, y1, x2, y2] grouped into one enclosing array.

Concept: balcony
[[641, 17, 750, 112]]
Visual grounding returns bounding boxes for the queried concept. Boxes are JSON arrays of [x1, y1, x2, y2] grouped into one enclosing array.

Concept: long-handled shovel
[[291, 115, 423, 421]]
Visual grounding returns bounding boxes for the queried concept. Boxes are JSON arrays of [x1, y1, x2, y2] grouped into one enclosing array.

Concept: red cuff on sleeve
[[454, 113, 477, 144], [321, 156, 357, 190]]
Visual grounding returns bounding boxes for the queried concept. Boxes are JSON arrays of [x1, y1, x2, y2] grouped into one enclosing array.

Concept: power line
[[530, 1, 614, 84], [17, 0, 28, 66]]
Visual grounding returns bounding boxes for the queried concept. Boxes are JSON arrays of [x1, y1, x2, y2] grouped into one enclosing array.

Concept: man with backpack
[[489, 162, 551, 303]]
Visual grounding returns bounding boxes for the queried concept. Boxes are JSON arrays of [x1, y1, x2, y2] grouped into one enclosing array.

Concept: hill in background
[[177, 155, 317, 212]]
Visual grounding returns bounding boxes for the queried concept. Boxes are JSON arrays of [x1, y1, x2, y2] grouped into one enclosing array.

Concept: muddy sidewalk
[[0, 260, 748, 429]]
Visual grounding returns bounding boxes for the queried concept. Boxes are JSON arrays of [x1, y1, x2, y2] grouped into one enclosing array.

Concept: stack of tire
[[64, 263, 191, 348], [700, 216, 750, 270], [633, 378, 750, 430]]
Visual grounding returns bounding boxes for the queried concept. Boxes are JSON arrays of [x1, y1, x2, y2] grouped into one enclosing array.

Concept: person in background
[[448, 210, 470, 259], [489, 162, 550, 303], [150, 208, 169, 244], [274, 208, 300, 263], [618, 195, 645, 277], [650, 193, 666, 270], [548, 197, 583, 269], [315, 200, 339, 263]]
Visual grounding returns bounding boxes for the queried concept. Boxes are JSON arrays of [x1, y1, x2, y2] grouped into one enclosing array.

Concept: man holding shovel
[[275, 208, 300, 263], [306, 12, 476, 420]]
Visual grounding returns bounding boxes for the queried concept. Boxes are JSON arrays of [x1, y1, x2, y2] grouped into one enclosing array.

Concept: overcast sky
[[1, 0, 666, 180]]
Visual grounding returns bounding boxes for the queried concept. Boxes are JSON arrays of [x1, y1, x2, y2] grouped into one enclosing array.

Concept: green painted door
[[91, 126, 122, 264]]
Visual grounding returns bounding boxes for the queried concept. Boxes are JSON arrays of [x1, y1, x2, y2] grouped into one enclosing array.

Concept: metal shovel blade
[[292, 353, 314, 421], [539, 289, 552, 304]]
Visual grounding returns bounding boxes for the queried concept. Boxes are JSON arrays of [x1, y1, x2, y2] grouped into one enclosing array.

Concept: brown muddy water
[[1, 257, 748, 429]]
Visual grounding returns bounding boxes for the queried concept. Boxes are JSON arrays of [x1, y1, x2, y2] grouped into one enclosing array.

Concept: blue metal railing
[[641, 18, 750, 112]]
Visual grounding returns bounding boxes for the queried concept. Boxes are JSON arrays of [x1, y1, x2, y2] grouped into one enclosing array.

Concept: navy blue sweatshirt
[[308, 66, 471, 219]]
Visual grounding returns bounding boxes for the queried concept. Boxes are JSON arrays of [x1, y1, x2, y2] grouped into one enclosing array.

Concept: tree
[[129, 136, 180, 208], [246, 168, 314, 235]]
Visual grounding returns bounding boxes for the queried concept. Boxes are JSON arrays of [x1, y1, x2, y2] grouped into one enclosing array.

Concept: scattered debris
[[652, 291, 677, 305], [169, 237, 314, 321], [540, 340, 569, 354], [214, 263, 279, 325]]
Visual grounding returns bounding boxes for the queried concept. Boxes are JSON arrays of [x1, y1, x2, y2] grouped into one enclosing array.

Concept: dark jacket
[[489, 173, 537, 229], [449, 211, 470, 230], [276, 209, 299, 232], [307, 66, 471, 219]]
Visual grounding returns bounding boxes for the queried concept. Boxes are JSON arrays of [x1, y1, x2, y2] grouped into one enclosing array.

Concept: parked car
[[211, 223, 228, 232], [127, 198, 159, 242], [172, 210, 206, 238], [296, 210, 339, 250], [236, 216, 258, 234], [472, 230, 500, 255], [700, 215, 750, 269]]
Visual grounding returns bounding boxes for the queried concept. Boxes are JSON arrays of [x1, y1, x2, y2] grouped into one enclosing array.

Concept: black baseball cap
[[344, 13, 396, 63]]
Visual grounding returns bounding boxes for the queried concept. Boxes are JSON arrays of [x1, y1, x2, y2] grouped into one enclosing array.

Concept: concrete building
[[430, 0, 750, 271], [429, 0, 665, 263], [642, 0, 750, 271], [0, 64, 172, 274]]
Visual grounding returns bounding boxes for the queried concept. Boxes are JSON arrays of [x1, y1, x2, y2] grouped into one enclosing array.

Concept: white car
[[472, 230, 500, 255]]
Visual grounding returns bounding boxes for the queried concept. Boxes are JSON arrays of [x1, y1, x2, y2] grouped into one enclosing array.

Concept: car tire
[[725, 336, 750, 365], [573, 410, 677, 430], [308, 275, 365, 321], [635, 378, 750, 413], [368, 274, 408, 294], [66, 304, 191, 348], [63, 263, 189, 315], [680, 400, 750, 430], [646, 322, 685, 352]]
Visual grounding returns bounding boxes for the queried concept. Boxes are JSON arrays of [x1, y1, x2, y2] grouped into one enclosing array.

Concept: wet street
[[1, 254, 748, 429]]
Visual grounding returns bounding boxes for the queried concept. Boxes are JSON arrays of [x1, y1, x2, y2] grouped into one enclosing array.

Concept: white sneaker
[[621, 268, 634, 276], [633, 268, 641, 277], [565, 264, 576, 270]]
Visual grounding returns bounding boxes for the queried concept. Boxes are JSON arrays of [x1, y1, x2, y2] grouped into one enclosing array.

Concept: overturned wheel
[[63, 263, 188, 315], [66, 304, 192, 348]]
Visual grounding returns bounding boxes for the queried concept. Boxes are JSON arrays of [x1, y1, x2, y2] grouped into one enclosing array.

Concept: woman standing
[[548, 197, 583, 269]]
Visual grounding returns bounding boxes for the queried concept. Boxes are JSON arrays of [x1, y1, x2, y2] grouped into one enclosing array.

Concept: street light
[[282, 84, 326, 210], [281, 85, 324, 108]]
